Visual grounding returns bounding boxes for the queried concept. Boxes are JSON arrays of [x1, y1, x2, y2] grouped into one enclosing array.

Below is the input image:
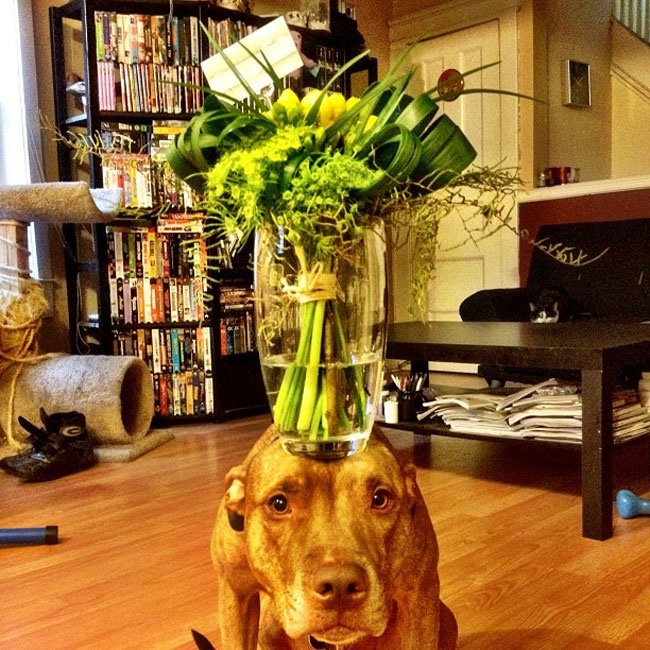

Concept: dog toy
[[616, 490, 650, 519], [0, 526, 58, 545]]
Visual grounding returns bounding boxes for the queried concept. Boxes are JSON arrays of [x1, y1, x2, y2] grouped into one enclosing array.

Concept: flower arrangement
[[167, 30, 521, 453]]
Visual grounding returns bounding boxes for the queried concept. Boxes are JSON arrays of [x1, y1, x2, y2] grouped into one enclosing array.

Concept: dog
[[211, 425, 457, 650]]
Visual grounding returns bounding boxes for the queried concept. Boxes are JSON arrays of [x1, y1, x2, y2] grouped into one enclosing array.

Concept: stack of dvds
[[94, 11, 202, 114], [107, 215, 207, 325], [107, 213, 215, 417], [113, 325, 213, 417], [206, 17, 257, 55], [219, 285, 256, 355], [101, 120, 200, 209]]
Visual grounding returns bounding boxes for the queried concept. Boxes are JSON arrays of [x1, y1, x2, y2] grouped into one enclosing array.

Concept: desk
[[385, 321, 650, 540]]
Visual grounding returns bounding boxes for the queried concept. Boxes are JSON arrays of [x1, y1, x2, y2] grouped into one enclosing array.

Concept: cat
[[529, 287, 573, 323]]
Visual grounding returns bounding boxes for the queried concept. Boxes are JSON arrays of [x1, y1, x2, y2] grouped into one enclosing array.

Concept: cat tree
[[0, 182, 170, 462]]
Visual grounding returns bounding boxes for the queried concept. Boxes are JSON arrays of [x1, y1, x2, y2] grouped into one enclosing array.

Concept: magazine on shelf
[[421, 393, 503, 410], [418, 377, 650, 443], [495, 378, 572, 412], [520, 429, 582, 443], [507, 404, 582, 426]]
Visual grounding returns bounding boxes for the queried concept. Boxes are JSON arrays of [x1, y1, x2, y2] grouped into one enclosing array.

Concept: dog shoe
[[0, 409, 95, 482]]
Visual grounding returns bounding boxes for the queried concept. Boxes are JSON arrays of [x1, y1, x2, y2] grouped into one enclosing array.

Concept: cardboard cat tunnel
[[0, 355, 171, 462]]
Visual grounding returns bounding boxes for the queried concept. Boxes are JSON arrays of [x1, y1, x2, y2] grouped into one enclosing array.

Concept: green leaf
[[353, 70, 415, 152], [327, 47, 420, 148], [407, 113, 456, 180], [394, 93, 439, 136], [354, 124, 422, 198], [413, 115, 477, 187], [279, 151, 317, 192], [166, 137, 205, 192]]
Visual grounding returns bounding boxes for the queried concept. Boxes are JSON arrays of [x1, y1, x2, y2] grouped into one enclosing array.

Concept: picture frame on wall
[[563, 59, 591, 107]]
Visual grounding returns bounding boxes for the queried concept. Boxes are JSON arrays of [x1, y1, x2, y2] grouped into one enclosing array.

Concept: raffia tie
[[281, 262, 340, 303], [0, 282, 55, 452]]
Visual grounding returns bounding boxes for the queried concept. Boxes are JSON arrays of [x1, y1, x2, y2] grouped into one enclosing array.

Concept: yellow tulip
[[346, 96, 360, 111], [328, 92, 346, 120], [318, 97, 334, 128], [277, 88, 300, 112], [300, 89, 322, 120]]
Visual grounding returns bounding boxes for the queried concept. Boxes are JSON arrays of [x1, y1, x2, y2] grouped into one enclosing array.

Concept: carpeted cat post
[[0, 181, 122, 223], [0, 182, 173, 462]]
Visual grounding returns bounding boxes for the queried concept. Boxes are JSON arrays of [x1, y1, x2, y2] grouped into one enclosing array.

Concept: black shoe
[[0, 409, 95, 482]]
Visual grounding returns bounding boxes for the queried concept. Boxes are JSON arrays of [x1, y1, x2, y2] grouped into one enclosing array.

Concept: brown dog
[[211, 425, 457, 650]]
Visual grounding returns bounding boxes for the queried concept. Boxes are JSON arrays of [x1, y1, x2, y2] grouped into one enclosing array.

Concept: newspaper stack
[[419, 378, 650, 444], [611, 388, 650, 442]]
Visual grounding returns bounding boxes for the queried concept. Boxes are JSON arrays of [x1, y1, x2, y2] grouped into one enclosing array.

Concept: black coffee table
[[385, 321, 650, 540]]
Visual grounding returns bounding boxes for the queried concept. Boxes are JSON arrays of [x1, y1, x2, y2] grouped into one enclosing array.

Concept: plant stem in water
[[324, 304, 339, 437], [332, 301, 366, 429], [297, 299, 326, 431], [274, 301, 315, 427]]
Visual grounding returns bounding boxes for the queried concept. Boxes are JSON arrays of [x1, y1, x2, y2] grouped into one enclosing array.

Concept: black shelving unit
[[49, 0, 376, 423]]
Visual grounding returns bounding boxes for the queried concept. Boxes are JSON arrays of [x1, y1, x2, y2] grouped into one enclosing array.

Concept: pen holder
[[398, 391, 423, 422]]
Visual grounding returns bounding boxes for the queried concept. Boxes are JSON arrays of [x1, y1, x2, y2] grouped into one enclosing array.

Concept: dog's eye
[[268, 494, 289, 514], [372, 489, 392, 510]]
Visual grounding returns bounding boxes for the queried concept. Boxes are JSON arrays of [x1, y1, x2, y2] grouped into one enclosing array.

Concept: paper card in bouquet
[[201, 17, 304, 102]]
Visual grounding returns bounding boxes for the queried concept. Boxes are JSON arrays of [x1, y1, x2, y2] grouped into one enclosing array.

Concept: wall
[[610, 22, 650, 178], [391, 0, 447, 19], [0, 0, 34, 186], [542, 0, 612, 182], [352, 0, 391, 76], [517, 0, 548, 188], [612, 77, 650, 177]]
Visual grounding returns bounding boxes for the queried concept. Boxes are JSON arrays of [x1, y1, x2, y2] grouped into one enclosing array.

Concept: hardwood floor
[[3, 415, 650, 649]]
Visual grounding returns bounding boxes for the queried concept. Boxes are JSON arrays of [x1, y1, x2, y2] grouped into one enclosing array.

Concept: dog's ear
[[402, 462, 418, 498], [402, 462, 421, 519], [224, 465, 247, 532]]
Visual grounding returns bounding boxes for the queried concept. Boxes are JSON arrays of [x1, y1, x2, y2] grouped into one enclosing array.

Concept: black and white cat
[[529, 287, 572, 323]]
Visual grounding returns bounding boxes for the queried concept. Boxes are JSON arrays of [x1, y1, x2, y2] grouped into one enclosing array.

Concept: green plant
[[163, 32, 526, 439]]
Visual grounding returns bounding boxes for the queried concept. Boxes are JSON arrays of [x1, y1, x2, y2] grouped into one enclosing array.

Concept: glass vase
[[254, 224, 387, 459]]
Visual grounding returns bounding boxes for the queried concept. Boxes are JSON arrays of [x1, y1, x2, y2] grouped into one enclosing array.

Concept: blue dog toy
[[616, 490, 650, 519], [0, 526, 58, 545]]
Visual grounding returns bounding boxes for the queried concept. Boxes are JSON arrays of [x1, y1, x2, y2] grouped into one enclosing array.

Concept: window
[[0, 0, 50, 299]]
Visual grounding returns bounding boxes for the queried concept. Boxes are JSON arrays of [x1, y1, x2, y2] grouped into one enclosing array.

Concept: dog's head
[[223, 430, 431, 646]]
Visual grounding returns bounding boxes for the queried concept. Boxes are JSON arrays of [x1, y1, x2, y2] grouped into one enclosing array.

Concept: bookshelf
[[49, 0, 376, 423]]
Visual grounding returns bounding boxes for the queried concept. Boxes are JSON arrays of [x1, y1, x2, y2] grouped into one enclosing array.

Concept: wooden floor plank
[[2, 416, 650, 649]]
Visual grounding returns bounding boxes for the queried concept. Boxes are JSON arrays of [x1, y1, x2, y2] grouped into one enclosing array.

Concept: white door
[[390, 18, 520, 325]]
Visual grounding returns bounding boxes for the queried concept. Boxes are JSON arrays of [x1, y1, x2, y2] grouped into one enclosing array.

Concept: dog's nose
[[311, 562, 368, 607]]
